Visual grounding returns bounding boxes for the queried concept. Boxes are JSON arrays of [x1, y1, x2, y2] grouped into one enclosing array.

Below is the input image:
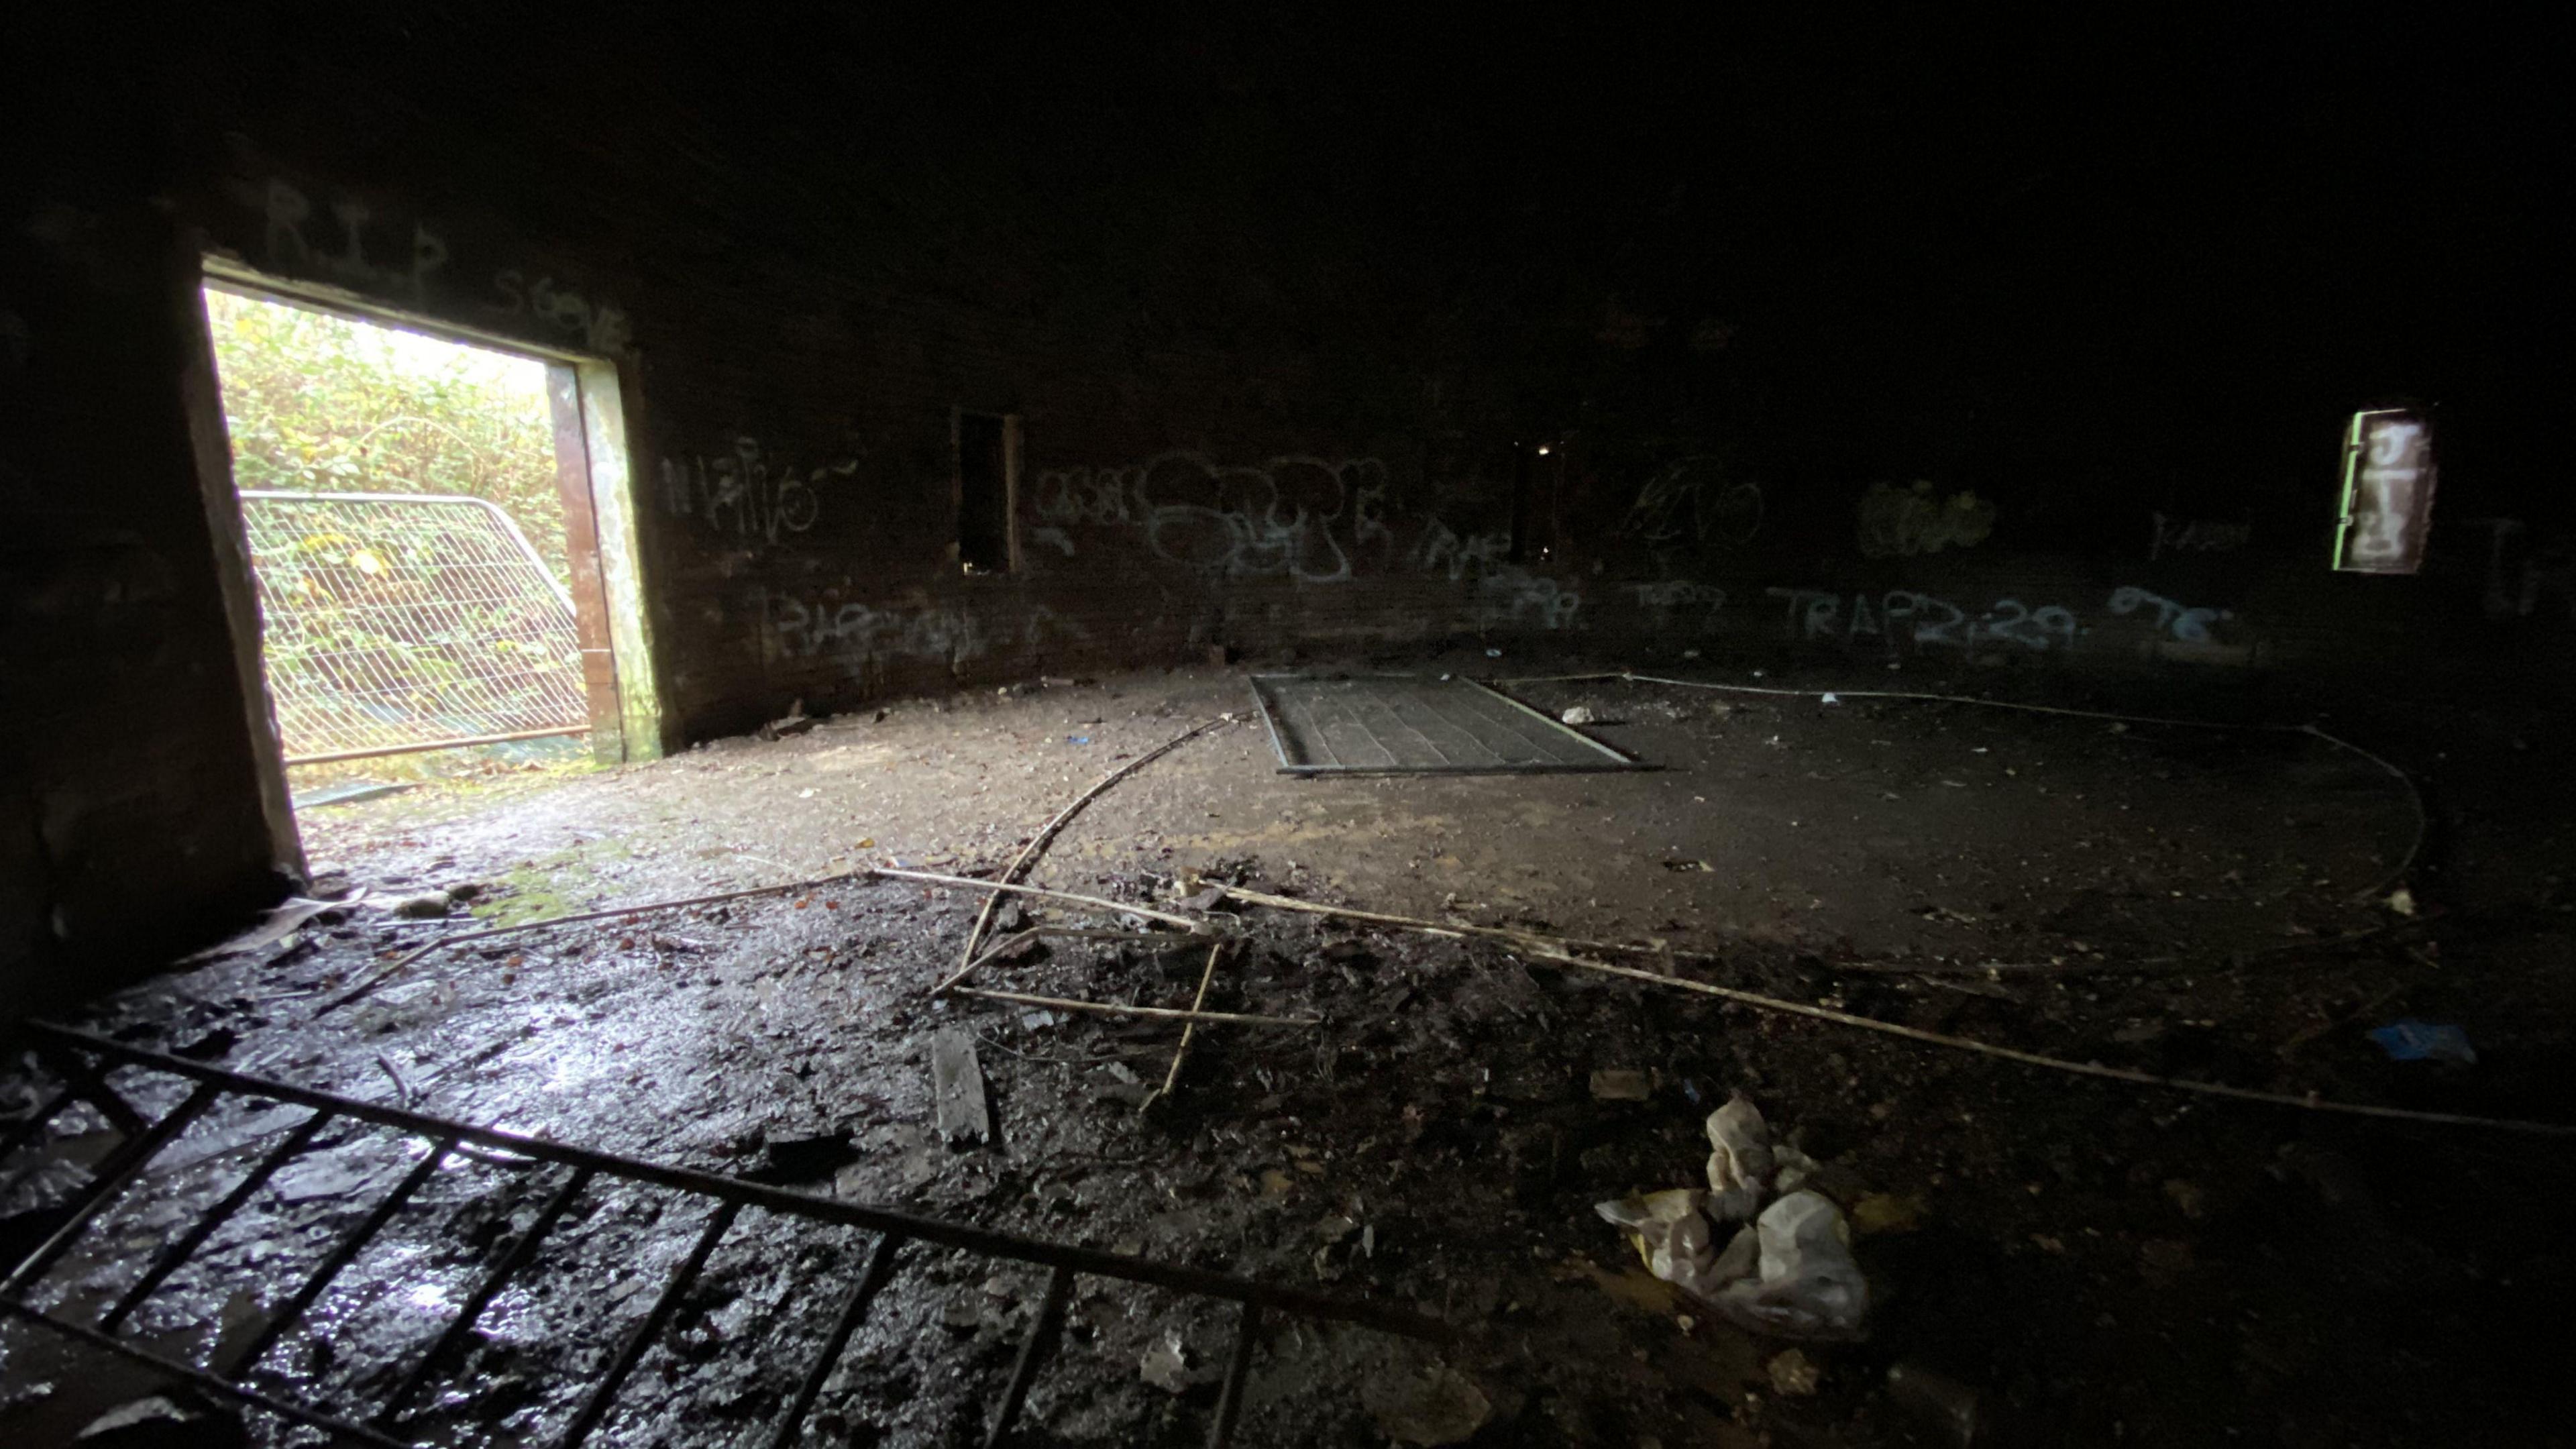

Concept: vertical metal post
[[983, 1265, 1075, 1448], [764, 1232, 905, 1449], [376, 1166, 594, 1421]]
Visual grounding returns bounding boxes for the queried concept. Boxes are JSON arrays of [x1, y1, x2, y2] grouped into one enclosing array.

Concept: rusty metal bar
[[31, 1040, 147, 1135], [984, 1264, 1075, 1448], [376, 1165, 596, 1421], [0, 1082, 220, 1297], [0, 1296, 411, 1449], [557, 1199, 741, 1449], [226, 1135, 458, 1375], [765, 1231, 904, 1449], [99, 1108, 334, 1333], [1208, 1301, 1261, 1449], [25, 1024, 1450, 1342]]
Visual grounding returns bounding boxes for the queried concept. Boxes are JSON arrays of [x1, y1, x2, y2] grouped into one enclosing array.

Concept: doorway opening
[[196, 280, 654, 851]]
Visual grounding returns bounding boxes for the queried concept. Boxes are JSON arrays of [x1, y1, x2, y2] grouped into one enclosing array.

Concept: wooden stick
[[868, 868, 1204, 931], [323, 871, 863, 1015], [951, 716, 1235, 991], [1143, 942, 1230, 1112], [951, 985, 1314, 1029], [1216, 890, 2576, 1137]]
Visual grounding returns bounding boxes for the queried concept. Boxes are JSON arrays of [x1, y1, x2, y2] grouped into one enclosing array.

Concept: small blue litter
[[1067, 735, 1091, 745], [2367, 1020, 2477, 1065]]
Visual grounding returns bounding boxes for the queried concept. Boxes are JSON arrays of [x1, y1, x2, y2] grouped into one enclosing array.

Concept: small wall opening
[[195, 281, 647, 844], [956, 410, 1018, 574]]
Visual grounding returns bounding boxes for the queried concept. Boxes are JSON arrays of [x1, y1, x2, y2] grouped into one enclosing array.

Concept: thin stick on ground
[[869, 867, 1204, 932], [1214, 888, 2576, 1138], [1142, 941, 1230, 1112], [322, 871, 863, 1016], [949, 715, 1236, 994], [949, 984, 1313, 1029]]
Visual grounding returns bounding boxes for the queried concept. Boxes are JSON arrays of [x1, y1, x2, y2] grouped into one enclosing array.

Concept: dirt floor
[[5, 649, 2573, 1447]]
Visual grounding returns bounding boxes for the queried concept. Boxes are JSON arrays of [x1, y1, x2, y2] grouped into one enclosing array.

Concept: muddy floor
[[5, 650, 2573, 1446]]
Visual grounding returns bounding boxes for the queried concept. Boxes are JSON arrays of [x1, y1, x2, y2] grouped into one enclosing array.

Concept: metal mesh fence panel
[[237, 491, 590, 763]]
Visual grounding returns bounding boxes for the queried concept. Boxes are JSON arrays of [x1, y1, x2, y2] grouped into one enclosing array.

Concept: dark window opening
[[957, 412, 1014, 574]]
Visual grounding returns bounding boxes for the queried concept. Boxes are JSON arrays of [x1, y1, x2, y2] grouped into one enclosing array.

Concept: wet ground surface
[[6, 650, 2574, 1446]]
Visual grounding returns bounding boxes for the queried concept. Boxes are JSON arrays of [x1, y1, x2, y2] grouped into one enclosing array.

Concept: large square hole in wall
[[194, 278, 655, 856]]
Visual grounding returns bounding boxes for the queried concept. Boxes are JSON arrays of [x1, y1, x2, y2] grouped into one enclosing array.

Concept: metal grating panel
[[239, 490, 591, 765], [1248, 675, 1644, 775]]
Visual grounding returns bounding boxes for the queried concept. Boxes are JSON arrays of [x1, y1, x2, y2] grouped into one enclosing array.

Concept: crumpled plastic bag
[[1595, 1189, 1717, 1292], [1705, 1093, 1774, 1220], [1709, 1189, 1870, 1340]]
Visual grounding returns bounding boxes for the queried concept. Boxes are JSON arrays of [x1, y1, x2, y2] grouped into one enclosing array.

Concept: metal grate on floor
[[237, 490, 592, 765], [0, 1024, 1446, 1448], [1248, 676, 1645, 775]]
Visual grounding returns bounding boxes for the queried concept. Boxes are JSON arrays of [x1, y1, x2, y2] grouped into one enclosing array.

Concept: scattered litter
[[1590, 1069, 1651, 1102], [1485, 648, 1503, 658], [1362, 1364, 1493, 1446], [1703, 1093, 1773, 1220], [1020, 1009, 1062, 1030], [1767, 1347, 1822, 1396], [1560, 705, 1597, 725], [930, 1028, 993, 1142], [1886, 1361, 1984, 1446], [384, 891, 453, 920], [1711, 1190, 1870, 1340], [2367, 1020, 2476, 1065], [1139, 1332, 1192, 1393], [184, 890, 368, 961], [1067, 735, 1091, 745], [1819, 692, 1841, 706], [1596, 1189, 1719, 1294], [757, 699, 817, 740], [76, 1394, 246, 1448], [2385, 887, 2419, 917]]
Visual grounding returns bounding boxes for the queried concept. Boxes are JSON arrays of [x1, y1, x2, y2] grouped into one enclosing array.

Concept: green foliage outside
[[202, 287, 570, 591]]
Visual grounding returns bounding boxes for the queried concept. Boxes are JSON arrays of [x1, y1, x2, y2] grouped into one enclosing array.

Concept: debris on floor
[[2366, 1018, 2477, 1064], [930, 1026, 994, 1143]]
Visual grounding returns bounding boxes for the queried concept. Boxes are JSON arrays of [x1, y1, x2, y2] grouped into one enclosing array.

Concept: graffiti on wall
[[1031, 453, 1391, 582], [1856, 481, 1997, 559], [1413, 520, 1511, 581], [2149, 513, 2252, 561], [1764, 584, 2235, 654], [1479, 569, 1581, 630], [250, 179, 450, 303], [1623, 458, 1764, 549], [771, 592, 1090, 669], [2107, 586, 2232, 643], [661, 437, 858, 543], [491, 270, 632, 355], [1629, 580, 1729, 624]]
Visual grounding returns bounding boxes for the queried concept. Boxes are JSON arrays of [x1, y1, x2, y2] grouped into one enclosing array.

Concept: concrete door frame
[[182, 258, 664, 883]]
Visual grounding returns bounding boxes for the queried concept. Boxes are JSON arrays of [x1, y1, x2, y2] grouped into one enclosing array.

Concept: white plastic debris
[[1820, 692, 1841, 705], [1704, 1093, 1774, 1220], [1594, 1189, 1721, 1295], [2385, 887, 2419, 917], [1561, 705, 1598, 725], [1710, 1190, 1871, 1340]]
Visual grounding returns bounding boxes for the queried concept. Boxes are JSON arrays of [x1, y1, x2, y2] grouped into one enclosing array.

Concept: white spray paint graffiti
[[1624, 458, 1764, 549], [1480, 569, 1581, 630], [2149, 513, 2252, 560], [771, 592, 1089, 672], [252, 179, 449, 303], [661, 437, 855, 543], [1766, 588, 2077, 653], [1031, 453, 1390, 582], [1856, 481, 1998, 559], [1412, 520, 1511, 581], [491, 270, 633, 355], [2107, 586, 2231, 643], [1629, 580, 1729, 623]]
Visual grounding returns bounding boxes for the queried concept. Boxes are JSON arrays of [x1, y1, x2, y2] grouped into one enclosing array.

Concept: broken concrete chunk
[[929, 1028, 991, 1144], [1589, 1069, 1651, 1102], [1704, 1092, 1774, 1220]]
